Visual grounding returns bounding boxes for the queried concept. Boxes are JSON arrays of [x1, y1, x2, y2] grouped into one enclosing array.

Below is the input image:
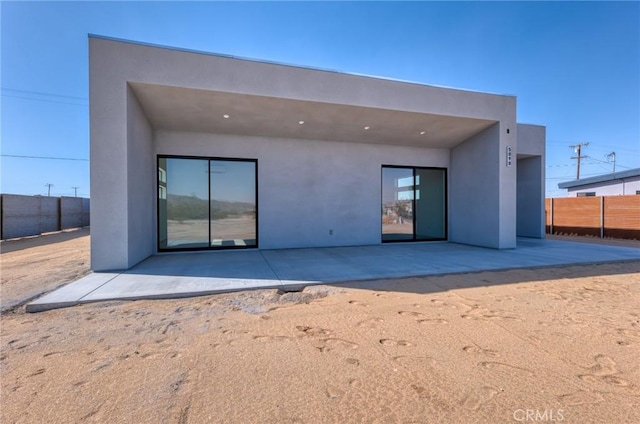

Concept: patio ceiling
[[129, 82, 497, 149]]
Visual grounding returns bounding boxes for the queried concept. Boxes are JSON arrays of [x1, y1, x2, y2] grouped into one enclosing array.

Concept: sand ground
[[0, 228, 90, 313], [1, 231, 639, 423]]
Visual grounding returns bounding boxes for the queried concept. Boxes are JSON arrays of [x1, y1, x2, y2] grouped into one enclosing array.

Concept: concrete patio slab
[[27, 238, 639, 312]]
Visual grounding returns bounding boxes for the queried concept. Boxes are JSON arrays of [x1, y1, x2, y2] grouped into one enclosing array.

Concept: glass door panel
[[382, 167, 414, 241], [209, 160, 257, 247], [415, 168, 446, 240], [158, 158, 210, 249]]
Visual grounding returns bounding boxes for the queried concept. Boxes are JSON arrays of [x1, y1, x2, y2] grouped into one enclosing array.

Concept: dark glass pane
[[415, 168, 446, 240]]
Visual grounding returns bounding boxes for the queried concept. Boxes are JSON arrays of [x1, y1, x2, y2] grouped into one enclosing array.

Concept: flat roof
[[558, 167, 640, 189], [88, 34, 515, 98]]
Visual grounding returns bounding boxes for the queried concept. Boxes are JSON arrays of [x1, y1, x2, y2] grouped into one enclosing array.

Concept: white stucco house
[[558, 168, 640, 197], [89, 35, 546, 272]]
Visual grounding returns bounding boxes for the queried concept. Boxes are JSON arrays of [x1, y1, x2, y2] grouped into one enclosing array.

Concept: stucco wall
[[90, 44, 129, 271], [155, 130, 450, 249], [127, 87, 155, 267], [517, 156, 545, 238], [516, 123, 545, 156], [515, 124, 546, 238], [449, 124, 502, 248]]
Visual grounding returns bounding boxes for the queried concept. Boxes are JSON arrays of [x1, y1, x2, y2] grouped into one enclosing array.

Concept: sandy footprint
[[398, 311, 425, 318], [348, 300, 368, 307], [221, 329, 250, 336], [585, 354, 617, 376], [558, 390, 604, 406], [578, 354, 635, 389], [318, 338, 359, 352], [252, 335, 294, 342], [417, 318, 448, 324], [296, 326, 333, 337], [461, 386, 498, 411], [325, 386, 345, 399], [380, 339, 413, 347], [356, 317, 384, 329], [345, 357, 360, 365], [462, 345, 498, 357], [461, 306, 520, 321]]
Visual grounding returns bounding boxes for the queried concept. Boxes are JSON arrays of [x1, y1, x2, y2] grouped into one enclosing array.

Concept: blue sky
[[1, 1, 638, 198]]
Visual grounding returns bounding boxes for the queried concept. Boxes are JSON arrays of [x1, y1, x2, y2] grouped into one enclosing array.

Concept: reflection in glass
[[382, 166, 446, 242], [210, 161, 256, 247], [158, 157, 257, 250], [382, 167, 414, 241], [158, 158, 210, 249]]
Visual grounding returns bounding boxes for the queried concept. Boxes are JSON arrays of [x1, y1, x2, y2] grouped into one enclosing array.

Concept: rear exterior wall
[[155, 130, 450, 250]]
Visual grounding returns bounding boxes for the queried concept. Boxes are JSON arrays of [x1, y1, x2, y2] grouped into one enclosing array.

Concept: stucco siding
[[517, 156, 545, 238], [90, 44, 129, 271], [126, 86, 155, 268], [449, 124, 501, 248], [155, 131, 450, 249]]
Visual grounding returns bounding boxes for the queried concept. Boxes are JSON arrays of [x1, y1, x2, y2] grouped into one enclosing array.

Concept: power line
[[1, 94, 87, 106], [1, 154, 88, 162], [1, 88, 87, 101]]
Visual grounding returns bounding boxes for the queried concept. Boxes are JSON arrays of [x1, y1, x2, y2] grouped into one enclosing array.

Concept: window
[[382, 166, 447, 242], [157, 156, 257, 251], [577, 192, 596, 197]]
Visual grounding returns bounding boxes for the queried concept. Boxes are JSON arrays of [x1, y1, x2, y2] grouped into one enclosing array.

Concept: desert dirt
[[1, 231, 640, 423], [0, 228, 90, 313]]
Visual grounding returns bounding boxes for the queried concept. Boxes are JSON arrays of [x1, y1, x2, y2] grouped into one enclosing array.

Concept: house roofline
[[558, 167, 640, 189], [87, 34, 516, 98]]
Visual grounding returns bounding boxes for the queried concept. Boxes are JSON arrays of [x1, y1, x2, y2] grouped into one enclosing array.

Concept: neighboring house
[[558, 168, 640, 197], [89, 35, 546, 272]]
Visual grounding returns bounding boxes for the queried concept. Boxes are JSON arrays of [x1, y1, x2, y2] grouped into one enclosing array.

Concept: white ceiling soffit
[[129, 82, 497, 149]]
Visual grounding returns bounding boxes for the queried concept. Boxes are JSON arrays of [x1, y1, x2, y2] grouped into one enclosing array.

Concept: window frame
[[157, 155, 259, 252], [381, 165, 448, 243]]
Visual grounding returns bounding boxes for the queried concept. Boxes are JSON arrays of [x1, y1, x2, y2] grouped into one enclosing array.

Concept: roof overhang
[[129, 82, 497, 149], [558, 167, 640, 189]]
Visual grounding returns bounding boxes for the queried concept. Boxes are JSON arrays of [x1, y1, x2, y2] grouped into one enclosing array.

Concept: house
[[89, 35, 546, 272], [558, 168, 640, 197]]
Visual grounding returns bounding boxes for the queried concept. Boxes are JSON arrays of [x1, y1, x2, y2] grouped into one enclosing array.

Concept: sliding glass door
[[158, 156, 257, 251], [382, 166, 446, 242]]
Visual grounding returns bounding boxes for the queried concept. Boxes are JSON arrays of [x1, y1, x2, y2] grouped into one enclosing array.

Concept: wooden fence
[[545, 195, 640, 240]]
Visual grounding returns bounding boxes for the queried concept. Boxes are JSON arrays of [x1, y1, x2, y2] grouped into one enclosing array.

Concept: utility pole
[[72, 186, 79, 197], [45, 183, 54, 197], [605, 152, 616, 173], [569, 142, 589, 180]]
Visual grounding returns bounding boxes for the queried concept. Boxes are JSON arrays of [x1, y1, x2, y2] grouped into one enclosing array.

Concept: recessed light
[[364, 126, 370, 130], [299, 120, 305, 125], [419, 131, 426, 135], [223, 114, 230, 119]]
